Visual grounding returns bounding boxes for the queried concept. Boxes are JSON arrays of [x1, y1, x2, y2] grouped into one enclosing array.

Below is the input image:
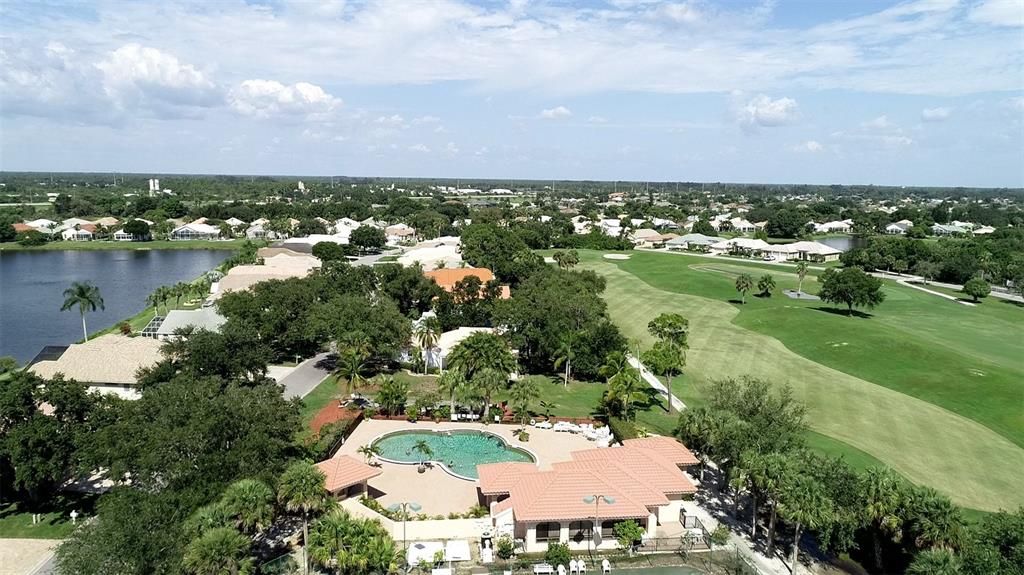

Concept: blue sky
[[1, 0, 1022, 187]]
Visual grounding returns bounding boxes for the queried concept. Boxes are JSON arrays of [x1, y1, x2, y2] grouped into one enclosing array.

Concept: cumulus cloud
[[228, 80, 341, 119], [408, 143, 430, 153], [539, 106, 572, 119], [968, 0, 1024, 27], [412, 115, 440, 124], [444, 141, 459, 155], [96, 44, 219, 110], [734, 94, 799, 128], [921, 107, 953, 121]]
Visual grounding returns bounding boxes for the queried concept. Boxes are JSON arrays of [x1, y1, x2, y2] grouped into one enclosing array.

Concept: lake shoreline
[[0, 239, 257, 252]]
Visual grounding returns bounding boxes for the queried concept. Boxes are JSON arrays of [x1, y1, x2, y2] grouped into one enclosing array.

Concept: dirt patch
[[603, 253, 631, 260]]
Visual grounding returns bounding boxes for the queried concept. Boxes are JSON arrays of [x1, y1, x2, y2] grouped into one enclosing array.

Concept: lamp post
[[388, 501, 422, 565], [583, 495, 614, 558]]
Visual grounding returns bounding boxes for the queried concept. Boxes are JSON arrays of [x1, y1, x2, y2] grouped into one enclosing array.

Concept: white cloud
[[734, 94, 799, 128], [374, 114, 407, 127], [444, 142, 459, 155], [229, 80, 341, 119], [412, 115, 440, 124], [793, 140, 824, 152], [921, 107, 952, 121], [968, 0, 1024, 27], [474, 146, 489, 156], [408, 143, 430, 153], [587, 116, 608, 123], [539, 106, 572, 119], [96, 44, 219, 110], [862, 115, 891, 129]]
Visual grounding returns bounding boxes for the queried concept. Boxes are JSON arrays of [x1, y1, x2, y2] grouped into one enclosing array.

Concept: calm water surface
[[0, 250, 230, 364], [816, 235, 868, 252]]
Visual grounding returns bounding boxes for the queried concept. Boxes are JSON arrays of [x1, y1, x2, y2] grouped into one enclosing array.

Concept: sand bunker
[[603, 254, 631, 260]]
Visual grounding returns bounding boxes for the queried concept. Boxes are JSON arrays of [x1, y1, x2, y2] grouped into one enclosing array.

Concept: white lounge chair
[[602, 559, 610, 574], [533, 563, 554, 575], [579, 559, 587, 574], [569, 559, 578, 574]]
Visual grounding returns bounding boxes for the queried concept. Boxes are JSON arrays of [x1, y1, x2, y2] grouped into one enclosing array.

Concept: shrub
[[613, 520, 645, 554], [518, 430, 530, 442], [435, 405, 451, 421], [405, 405, 419, 422], [17, 231, 47, 246], [544, 542, 571, 567], [607, 417, 638, 441], [118, 321, 133, 335], [496, 537, 515, 560], [467, 505, 489, 518], [709, 525, 730, 546]]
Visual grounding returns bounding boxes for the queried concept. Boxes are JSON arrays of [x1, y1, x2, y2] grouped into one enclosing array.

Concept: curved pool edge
[[368, 427, 539, 482]]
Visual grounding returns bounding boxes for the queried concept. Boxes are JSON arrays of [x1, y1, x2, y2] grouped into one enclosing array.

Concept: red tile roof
[[315, 455, 382, 494], [622, 436, 700, 466], [478, 440, 698, 522], [424, 267, 496, 290]]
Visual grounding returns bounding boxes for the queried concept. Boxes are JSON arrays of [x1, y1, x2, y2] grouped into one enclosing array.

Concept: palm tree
[[412, 439, 433, 465], [336, 334, 371, 395], [446, 331, 516, 381], [778, 475, 831, 573], [735, 273, 754, 304], [308, 510, 397, 575], [906, 548, 962, 575], [183, 501, 233, 537], [182, 527, 255, 575], [539, 400, 558, 420], [436, 369, 467, 417], [553, 334, 576, 386], [607, 366, 643, 420], [907, 487, 965, 551], [757, 274, 776, 297], [61, 281, 105, 341], [471, 367, 508, 419], [357, 444, 381, 466], [221, 478, 275, 534], [861, 467, 907, 573], [598, 351, 630, 383], [279, 461, 334, 575], [795, 261, 809, 295], [509, 377, 540, 425], [414, 317, 442, 373]]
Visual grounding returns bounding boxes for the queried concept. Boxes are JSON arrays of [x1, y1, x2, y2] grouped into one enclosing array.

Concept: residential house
[[29, 335, 163, 399], [93, 216, 121, 228], [728, 217, 757, 233], [170, 222, 220, 240], [423, 267, 511, 299], [315, 455, 382, 499], [814, 220, 853, 234], [630, 228, 662, 245], [61, 224, 96, 241], [113, 219, 154, 241], [885, 220, 913, 235], [224, 217, 247, 227], [153, 308, 226, 340], [385, 223, 417, 245], [24, 219, 58, 233], [665, 233, 726, 251], [972, 226, 996, 235], [932, 223, 968, 236], [481, 436, 699, 553]]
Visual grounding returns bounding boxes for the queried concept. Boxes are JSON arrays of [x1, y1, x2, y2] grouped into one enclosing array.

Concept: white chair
[[602, 559, 611, 574], [569, 559, 578, 574], [557, 564, 567, 575], [579, 560, 587, 574]]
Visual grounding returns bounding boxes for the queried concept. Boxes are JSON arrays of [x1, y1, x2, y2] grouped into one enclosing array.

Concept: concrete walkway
[[0, 538, 59, 575], [627, 354, 686, 411], [277, 352, 333, 399]]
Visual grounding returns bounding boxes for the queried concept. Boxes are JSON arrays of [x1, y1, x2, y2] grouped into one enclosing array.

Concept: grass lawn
[[580, 250, 1024, 512], [0, 492, 98, 539], [300, 371, 438, 426], [0, 239, 255, 252]]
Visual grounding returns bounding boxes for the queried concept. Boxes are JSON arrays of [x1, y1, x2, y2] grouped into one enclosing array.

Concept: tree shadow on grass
[[811, 306, 874, 319], [633, 387, 669, 414], [1000, 299, 1024, 309], [727, 299, 747, 305]]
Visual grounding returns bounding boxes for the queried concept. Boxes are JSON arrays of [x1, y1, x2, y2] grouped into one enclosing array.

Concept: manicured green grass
[[0, 239, 255, 252], [0, 492, 98, 539], [581, 250, 1024, 512]]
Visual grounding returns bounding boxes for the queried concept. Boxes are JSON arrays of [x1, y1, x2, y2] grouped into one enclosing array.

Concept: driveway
[[278, 352, 334, 399]]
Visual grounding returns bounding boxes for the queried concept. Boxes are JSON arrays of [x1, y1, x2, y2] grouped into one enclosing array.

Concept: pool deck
[[335, 419, 596, 516]]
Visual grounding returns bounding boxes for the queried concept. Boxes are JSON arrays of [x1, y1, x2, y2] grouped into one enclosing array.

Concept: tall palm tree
[[598, 351, 630, 383], [182, 527, 255, 575], [414, 317, 442, 373], [607, 367, 643, 420], [906, 548, 962, 575], [907, 487, 965, 551], [553, 334, 576, 387], [795, 261, 809, 295], [860, 467, 907, 573], [735, 273, 754, 304], [778, 475, 831, 573], [278, 461, 334, 575], [437, 369, 467, 417], [221, 478, 275, 535], [61, 281, 105, 341], [183, 502, 233, 537], [471, 367, 508, 419]]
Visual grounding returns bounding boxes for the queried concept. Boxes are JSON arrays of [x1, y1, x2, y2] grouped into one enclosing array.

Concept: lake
[[0, 250, 231, 364]]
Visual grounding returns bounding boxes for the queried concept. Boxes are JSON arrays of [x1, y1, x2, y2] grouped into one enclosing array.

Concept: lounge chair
[[578, 560, 587, 574], [602, 559, 611, 574], [569, 559, 578, 574]]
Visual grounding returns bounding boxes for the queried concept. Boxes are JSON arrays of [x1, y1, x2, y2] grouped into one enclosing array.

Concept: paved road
[[278, 352, 334, 399], [627, 354, 686, 411]]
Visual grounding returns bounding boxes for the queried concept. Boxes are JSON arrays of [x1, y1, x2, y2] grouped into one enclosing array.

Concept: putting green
[[583, 252, 1024, 512]]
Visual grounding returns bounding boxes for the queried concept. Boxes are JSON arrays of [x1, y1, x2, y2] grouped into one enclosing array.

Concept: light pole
[[583, 495, 615, 559], [388, 501, 422, 565]]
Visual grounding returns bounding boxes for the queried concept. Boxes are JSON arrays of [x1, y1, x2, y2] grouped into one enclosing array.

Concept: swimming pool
[[371, 429, 536, 480]]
